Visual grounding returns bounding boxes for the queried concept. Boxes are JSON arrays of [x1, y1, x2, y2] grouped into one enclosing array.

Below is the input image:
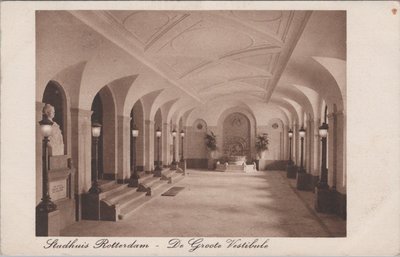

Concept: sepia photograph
[[35, 9, 346, 238], [1, 1, 399, 256]]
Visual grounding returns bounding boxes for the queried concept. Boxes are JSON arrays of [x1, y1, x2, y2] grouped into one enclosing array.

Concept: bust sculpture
[[42, 104, 64, 156]]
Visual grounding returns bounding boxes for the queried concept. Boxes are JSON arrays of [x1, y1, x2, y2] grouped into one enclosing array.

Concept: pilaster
[[162, 122, 170, 167], [117, 115, 130, 183], [144, 120, 154, 171]]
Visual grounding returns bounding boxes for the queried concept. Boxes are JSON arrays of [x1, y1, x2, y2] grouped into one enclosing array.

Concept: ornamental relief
[[223, 136, 249, 157], [223, 112, 251, 159]]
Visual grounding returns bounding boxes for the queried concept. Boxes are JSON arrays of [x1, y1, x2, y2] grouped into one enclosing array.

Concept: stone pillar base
[[81, 193, 100, 220], [315, 187, 335, 213], [286, 164, 297, 179], [36, 209, 60, 236], [207, 159, 216, 170], [170, 163, 177, 170], [296, 172, 313, 191], [177, 161, 186, 174]]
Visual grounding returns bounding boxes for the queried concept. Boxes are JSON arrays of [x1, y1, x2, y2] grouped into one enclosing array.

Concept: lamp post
[[288, 129, 293, 164], [154, 127, 162, 177], [180, 129, 185, 162], [171, 128, 177, 170], [286, 128, 296, 178], [89, 122, 102, 194], [299, 127, 306, 173], [317, 122, 329, 189], [315, 121, 333, 213], [129, 124, 139, 187], [37, 116, 57, 213]]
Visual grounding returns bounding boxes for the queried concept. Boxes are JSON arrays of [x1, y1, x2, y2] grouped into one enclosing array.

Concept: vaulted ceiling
[[71, 10, 313, 104]]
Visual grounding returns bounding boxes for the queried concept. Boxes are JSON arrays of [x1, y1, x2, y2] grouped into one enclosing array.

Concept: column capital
[[145, 120, 154, 125]]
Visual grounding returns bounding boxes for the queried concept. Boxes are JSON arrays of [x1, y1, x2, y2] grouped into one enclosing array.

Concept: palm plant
[[255, 133, 269, 154], [205, 131, 217, 151]]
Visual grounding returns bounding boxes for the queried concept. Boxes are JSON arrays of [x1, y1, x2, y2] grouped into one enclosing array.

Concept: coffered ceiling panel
[[227, 11, 294, 42], [74, 10, 312, 104], [233, 53, 273, 71]]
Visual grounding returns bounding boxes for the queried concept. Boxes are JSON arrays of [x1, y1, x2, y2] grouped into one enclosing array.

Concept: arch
[[91, 85, 117, 180], [222, 113, 251, 160], [216, 107, 257, 160], [42, 80, 69, 155]]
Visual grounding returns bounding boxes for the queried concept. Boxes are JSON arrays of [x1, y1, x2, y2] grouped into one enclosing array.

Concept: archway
[[42, 80, 68, 155], [222, 113, 251, 160], [91, 86, 117, 180]]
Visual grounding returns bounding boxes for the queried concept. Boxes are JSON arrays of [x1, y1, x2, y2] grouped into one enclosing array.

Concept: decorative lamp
[[288, 129, 293, 138], [180, 129, 185, 138], [39, 116, 54, 137], [92, 122, 102, 138], [172, 128, 177, 138], [132, 124, 139, 138], [299, 127, 306, 138], [319, 123, 329, 138], [156, 127, 162, 138]]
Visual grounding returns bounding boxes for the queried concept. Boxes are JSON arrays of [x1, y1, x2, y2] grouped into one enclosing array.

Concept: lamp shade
[[156, 127, 162, 138], [171, 129, 177, 138], [39, 116, 54, 137], [288, 129, 293, 138], [299, 127, 306, 138], [180, 129, 185, 138], [92, 122, 102, 138], [319, 123, 329, 138], [132, 124, 139, 138]]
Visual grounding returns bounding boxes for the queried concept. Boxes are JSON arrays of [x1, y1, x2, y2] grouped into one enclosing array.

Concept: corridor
[[61, 170, 345, 237]]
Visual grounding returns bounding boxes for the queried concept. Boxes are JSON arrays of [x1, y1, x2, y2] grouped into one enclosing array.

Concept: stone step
[[98, 180, 116, 190], [118, 181, 176, 220], [162, 169, 175, 176], [116, 190, 147, 210], [99, 183, 128, 200], [140, 175, 162, 188], [118, 172, 186, 220], [103, 186, 137, 204]]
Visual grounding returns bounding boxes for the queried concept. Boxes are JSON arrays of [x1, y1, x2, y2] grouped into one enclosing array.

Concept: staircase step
[[103, 186, 137, 204], [118, 182, 174, 220], [171, 173, 185, 184], [140, 175, 162, 188], [117, 191, 147, 209], [98, 180, 116, 190], [99, 183, 128, 200], [137, 172, 154, 184], [161, 169, 176, 177]]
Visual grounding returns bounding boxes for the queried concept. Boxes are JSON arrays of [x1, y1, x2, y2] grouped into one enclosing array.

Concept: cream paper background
[[1, 1, 399, 256]]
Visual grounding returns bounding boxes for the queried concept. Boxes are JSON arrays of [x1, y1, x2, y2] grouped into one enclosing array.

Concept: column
[[293, 123, 299, 166], [144, 120, 154, 172], [327, 112, 336, 188], [162, 122, 170, 167], [311, 119, 321, 180], [117, 115, 130, 183], [70, 108, 92, 219], [283, 125, 289, 160]]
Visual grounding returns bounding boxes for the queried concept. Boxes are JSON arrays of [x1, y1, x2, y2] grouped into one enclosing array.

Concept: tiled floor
[[61, 170, 346, 237]]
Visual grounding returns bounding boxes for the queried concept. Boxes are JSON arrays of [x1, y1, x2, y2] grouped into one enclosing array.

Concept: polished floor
[[61, 170, 346, 237]]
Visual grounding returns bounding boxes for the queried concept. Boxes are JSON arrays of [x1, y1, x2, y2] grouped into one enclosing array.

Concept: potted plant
[[255, 133, 269, 170], [205, 131, 217, 169], [255, 133, 269, 158], [205, 131, 217, 152]]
